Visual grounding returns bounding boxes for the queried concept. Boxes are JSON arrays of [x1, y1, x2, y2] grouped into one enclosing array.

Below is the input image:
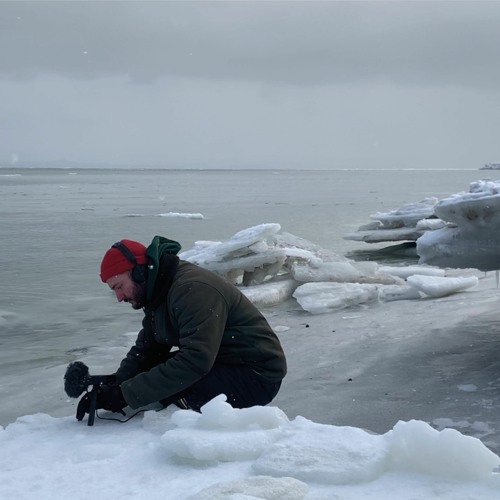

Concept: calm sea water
[[0, 167, 486, 422]]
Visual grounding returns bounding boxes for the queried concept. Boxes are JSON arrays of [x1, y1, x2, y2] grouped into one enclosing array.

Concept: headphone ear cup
[[131, 264, 147, 283], [112, 241, 147, 283]]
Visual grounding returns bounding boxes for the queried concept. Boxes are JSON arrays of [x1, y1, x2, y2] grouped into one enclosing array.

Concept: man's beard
[[129, 281, 147, 309]]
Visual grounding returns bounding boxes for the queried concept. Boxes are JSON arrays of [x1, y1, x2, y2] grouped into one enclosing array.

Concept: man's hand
[[76, 385, 127, 420], [98, 385, 128, 414], [76, 392, 94, 421]]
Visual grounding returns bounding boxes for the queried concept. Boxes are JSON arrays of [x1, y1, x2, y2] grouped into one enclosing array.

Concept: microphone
[[64, 361, 115, 398], [64, 361, 117, 426]]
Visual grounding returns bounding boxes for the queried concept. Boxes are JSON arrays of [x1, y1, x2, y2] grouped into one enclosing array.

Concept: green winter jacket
[[117, 236, 287, 409]]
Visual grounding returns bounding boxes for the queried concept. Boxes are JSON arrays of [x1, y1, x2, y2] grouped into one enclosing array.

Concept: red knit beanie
[[100, 239, 148, 282]]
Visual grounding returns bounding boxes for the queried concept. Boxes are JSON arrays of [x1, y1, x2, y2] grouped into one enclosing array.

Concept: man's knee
[[186, 364, 282, 410]]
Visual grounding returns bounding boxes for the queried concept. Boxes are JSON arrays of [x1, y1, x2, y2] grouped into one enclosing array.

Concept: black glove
[[76, 385, 127, 420], [97, 384, 128, 414], [76, 392, 94, 421]]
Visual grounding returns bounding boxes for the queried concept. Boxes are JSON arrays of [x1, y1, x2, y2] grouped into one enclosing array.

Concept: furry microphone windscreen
[[64, 361, 90, 398]]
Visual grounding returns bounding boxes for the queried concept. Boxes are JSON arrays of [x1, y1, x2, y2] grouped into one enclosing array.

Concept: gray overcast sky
[[1, 0, 500, 169]]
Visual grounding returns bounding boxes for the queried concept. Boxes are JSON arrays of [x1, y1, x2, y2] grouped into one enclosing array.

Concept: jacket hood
[[146, 235, 181, 298]]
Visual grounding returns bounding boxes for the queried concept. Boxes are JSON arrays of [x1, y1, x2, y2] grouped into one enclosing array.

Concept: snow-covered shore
[[1, 392, 500, 499]]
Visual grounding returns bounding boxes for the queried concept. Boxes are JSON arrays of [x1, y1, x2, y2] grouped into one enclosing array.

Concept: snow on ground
[[1, 395, 499, 500]]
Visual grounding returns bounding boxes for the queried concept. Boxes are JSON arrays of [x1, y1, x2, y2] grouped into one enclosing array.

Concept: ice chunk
[[378, 284, 422, 302], [179, 223, 286, 284], [406, 274, 478, 298], [291, 261, 399, 285], [212, 223, 282, 257], [344, 226, 425, 243], [417, 180, 500, 271], [416, 218, 448, 230], [240, 279, 298, 307], [370, 198, 438, 228], [386, 419, 500, 480], [457, 384, 478, 392], [161, 395, 289, 462], [156, 212, 204, 219], [379, 265, 446, 279], [201, 248, 286, 278], [417, 226, 500, 271], [291, 261, 362, 282], [253, 416, 388, 484], [272, 231, 342, 262], [189, 475, 309, 500], [292, 282, 379, 314], [435, 180, 500, 228]]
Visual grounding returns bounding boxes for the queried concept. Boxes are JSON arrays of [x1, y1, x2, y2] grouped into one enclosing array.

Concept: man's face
[[106, 271, 147, 310]]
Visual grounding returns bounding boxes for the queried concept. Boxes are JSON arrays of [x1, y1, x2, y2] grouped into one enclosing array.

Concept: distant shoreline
[[0, 166, 481, 173]]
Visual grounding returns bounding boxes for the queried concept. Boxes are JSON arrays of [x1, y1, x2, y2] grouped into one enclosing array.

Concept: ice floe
[[179, 223, 481, 314], [344, 179, 500, 272]]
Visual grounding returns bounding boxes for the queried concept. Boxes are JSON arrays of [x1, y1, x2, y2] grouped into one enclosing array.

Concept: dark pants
[[160, 362, 282, 412]]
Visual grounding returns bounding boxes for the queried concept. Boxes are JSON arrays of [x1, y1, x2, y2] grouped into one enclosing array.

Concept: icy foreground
[[1, 395, 499, 500]]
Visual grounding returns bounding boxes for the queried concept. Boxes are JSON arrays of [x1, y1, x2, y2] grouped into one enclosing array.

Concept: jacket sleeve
[[120, 281, 228, 409], [115, 311, 173, 384]]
